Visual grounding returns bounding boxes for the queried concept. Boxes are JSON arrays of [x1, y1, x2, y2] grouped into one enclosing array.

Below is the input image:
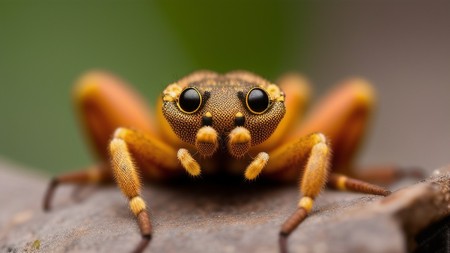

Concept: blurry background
[[0, 1, 449, 175]]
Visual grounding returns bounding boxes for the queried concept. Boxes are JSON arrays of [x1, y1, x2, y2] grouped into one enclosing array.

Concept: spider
[[43, 70, 402, 253]]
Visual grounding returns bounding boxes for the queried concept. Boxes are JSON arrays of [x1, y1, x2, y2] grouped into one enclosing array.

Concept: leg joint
[[113, 127, 128, 140], [298, 196, 314, 213], [310, 132, 328, 145], [130, 196, 147, 216]]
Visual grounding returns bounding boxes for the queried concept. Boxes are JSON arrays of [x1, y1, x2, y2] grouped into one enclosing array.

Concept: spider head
[[161, 72, 285, 158]]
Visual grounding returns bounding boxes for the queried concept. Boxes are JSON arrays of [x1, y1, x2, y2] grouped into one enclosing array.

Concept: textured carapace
[[161, 71, 286, 157]]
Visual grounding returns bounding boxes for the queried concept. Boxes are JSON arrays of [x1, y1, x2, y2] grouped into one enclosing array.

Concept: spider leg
[[43, 72, 183, 253], [288, 78, 424, 182], [264, 133, 390, 253], [263, 133, 331, 253], [74, 71, 157, 160], [327, 173, 390, 196], [43, 71, 167, 210], [288, 77, 374, 175], [43, 164, 111, 211], [109, 127, 181, 253]]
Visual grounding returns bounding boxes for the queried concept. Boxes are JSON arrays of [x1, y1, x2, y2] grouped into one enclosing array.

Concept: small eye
[[177, 87, 202, 114], [246, 87, 270, 114]]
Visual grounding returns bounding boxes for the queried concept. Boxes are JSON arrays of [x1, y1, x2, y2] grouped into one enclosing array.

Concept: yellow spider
[[43, 70, 394, 253]]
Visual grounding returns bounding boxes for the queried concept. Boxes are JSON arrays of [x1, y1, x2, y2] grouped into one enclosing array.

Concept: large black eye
[[246, 87, 270, 114], [178, 87, 202, 114]]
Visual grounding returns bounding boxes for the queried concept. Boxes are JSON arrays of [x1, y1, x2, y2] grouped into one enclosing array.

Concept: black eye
[[178, 87, 202, 114], [246, 88, 270, 114]]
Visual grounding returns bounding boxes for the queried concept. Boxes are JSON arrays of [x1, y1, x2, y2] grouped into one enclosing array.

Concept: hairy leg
[[109, 127, 182, 253], [262, 133, 332, 253], [288, 78, 375, 174], [43, 164, 111, 211], [327, 173, 390, 196], [263, 133, 390, 252], [74, 71, 157, 160], [44, 71, 161, 210]]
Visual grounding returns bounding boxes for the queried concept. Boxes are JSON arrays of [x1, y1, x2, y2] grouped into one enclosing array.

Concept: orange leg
[[44, 71, 161, 209], [44, 72, 180, 253], [327, 173, 390, 196], [74, 71, 157, 160], [288, 78, 375, 174], [263, 133, 390, 253], [43, 164, 111, 211], [287, 78, 423, 182]]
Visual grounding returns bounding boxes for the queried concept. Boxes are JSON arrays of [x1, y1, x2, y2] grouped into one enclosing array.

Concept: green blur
[[0, 1, 312, 174]]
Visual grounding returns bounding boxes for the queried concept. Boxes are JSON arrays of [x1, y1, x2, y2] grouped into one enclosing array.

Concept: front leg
[[265, 133, 390, 253], [265, 133, 331, 252], [264, 133, 332, 253], [109, 127, 181, 253]]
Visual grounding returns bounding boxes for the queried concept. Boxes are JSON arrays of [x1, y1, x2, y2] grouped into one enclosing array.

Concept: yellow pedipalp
[[177, 148, 201, 176], [245, 152, 269, 180]]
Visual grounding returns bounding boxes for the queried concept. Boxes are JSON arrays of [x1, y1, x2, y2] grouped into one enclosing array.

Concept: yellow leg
[[112, 127, 182, 180], [177, 148, 201, 176], [109, 137, 151, 253], [108, 127, 183, 253], [288, 78, 375, 174], [244, 152, 269, 180], [261, 133, 331, 252]]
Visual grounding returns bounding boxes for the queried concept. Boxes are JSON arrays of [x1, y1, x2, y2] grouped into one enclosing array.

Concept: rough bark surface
[[0, 160, 449, 253]]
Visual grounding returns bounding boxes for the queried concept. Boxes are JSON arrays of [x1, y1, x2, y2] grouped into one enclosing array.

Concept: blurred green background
[[1, 1, 450, 176], [0, 1, 313, 174]]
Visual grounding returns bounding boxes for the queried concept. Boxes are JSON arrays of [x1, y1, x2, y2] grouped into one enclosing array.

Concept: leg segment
[[263, 133, 331, 253], [74, 71, 157, 160], [109, 137, 151, 253], [177, 148, 201, 176], [327, 173, 390, 196], [112, 127, 182, 180], [108, 127, 182, 253], [288, 78, 374, 174], [43, 164, 110, 211]]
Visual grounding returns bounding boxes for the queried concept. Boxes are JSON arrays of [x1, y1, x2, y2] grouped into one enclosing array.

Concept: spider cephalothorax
[[161, 72, 285, 158]]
